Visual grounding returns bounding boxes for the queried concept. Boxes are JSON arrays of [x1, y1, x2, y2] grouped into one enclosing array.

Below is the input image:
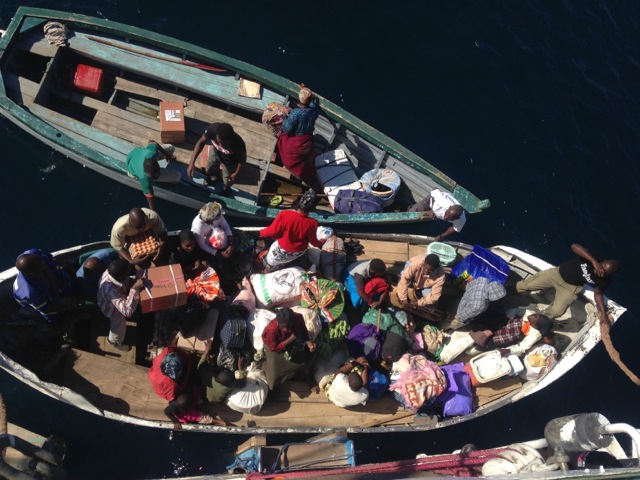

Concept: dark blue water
[[1, 1, 639, 478]]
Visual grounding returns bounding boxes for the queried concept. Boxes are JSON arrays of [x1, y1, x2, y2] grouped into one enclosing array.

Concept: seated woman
[[260, 190, 323, 272], [343, 258, 388, 315], [149, 340, 225, 429], [261, 308, 315, 390], [276, 86, 320, 185]]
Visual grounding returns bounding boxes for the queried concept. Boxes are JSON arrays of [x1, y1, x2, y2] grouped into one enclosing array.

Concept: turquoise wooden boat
[[0, 7, 489, 225]]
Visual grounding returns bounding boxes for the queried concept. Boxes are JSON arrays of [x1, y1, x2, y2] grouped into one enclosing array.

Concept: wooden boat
[[0, 7, 489, 225], [0, 394, 67, 479], [157, 413, 640, 479], [0, 230, 626, 435]]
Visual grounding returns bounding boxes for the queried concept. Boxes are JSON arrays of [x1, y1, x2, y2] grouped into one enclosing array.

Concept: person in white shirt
[[320, 357, 369, 408], [190, 202, 234, 260], [408, 188, 466, 241]]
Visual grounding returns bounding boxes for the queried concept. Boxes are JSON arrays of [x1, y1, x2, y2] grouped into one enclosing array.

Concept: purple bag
[[334, 189, 383, 214], [434, 363, 474, 417], [346, 323, 384, 362]]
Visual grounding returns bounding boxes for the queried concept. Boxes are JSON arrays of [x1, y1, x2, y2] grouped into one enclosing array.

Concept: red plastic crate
[[73, 64, 104, 96]]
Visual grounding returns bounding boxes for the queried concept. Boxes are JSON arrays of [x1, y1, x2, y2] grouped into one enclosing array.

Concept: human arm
[[163, 402, 183, 430], [594, 288, 609, 325], [353, 273, 371, 306], [146, 194, 156, 212], [152, 141, 176, 162], [106, 279, 144, 318], [571, 244, 605, 277], [506, 328, 542, 356], [417, 273, 445, 306], [434, 225, 456, 242], [187, 134, 208, 179]]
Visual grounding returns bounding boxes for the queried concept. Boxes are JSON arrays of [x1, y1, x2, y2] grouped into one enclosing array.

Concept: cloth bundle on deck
[[250, 267, 308, 308], [300, 278, 344, 323], [262, 102, 291, 136], [226, 363, 269, 414], [432, 363, 474, 417], [359, 168, 401, 207], [247, 309, 276, 352], [389, 353, 447, 413], [291, 306, 322, 342], [186, 267, 226, 303]]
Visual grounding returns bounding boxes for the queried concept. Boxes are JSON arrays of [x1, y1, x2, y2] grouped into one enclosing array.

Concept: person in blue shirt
[[276, 86, 321, 184], [76, 248, 119, 302], [13, 249, 78, 323]]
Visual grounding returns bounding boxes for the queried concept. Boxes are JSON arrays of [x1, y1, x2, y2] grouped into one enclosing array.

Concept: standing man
[[186, 123, 246, 196], [110, 207, 168, 267], [97, 259, 145, 352], [515, 243, 619, 323], [126, 141, 180, 211], [408, 189, 466, 241]]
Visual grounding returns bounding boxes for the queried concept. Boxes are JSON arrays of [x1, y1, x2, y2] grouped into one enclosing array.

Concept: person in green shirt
[[126, 141, 181, 211]]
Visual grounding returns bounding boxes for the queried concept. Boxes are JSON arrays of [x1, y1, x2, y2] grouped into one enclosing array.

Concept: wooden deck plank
[[66, 349, 165, 420]]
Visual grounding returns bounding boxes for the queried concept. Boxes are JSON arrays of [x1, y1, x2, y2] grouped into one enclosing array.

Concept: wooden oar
[[86, 36, 227, 72]]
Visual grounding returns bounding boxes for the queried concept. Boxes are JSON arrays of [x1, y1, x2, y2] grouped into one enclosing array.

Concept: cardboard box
[[74, 64, 104, 96], [140, 264, 187, 313], [159, 101, 186, 144]]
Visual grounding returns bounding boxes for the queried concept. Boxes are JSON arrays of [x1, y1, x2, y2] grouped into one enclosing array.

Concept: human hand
[[132, 253, 152, 265], [222, 245, 234, 259], [307, 341, 315, 352], [132, 278, 146, 291], [187, 164, 195, 179], [173, 422, 182, 431], [592, 261, 605, 277], [426, 211, 436, 220], [204, 339, 213, 352]]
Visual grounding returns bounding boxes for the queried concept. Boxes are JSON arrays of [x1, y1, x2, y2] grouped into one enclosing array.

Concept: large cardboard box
[[140, 264, 187, 313], [159, 101, 186, 144]]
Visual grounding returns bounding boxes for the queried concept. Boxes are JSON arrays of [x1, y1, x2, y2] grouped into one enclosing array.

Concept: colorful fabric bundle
[[389, 354, 447, 412], [300, 278, 344, 323], [186, 267, 226, 303], [262, 102, 291, 136]]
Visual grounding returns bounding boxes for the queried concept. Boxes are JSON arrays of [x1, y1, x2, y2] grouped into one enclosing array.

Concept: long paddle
[[86, 36, 226, 72]]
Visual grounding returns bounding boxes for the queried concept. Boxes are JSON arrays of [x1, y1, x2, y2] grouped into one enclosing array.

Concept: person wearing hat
[[485, 311, 555, 356], [187, 122, 247, 196], [191, 202, 234, 261], [259, 189, 323, 272], [392, 253, 446, 320], [276, 85, 321, 184], [450, 277, 506, 329], [126, 141, 180, 211]]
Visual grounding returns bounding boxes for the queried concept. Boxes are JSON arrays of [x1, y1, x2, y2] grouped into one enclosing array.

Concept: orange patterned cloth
[[185, 267, 226, 303]]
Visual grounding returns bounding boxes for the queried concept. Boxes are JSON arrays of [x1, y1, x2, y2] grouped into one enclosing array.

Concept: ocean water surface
[[0, 1, 639, 478]]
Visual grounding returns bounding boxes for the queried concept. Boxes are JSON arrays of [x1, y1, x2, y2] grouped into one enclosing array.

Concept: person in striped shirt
[[97, 259, 145, 352]]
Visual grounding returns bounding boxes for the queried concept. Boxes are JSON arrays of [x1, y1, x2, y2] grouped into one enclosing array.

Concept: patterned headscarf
[[199, 202, 222, 223], [160, 352, 183, 381], [298, 87, 313, 105]]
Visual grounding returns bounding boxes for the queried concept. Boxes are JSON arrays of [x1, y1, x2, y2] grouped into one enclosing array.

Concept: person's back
[[13, 249, 76, 322]]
